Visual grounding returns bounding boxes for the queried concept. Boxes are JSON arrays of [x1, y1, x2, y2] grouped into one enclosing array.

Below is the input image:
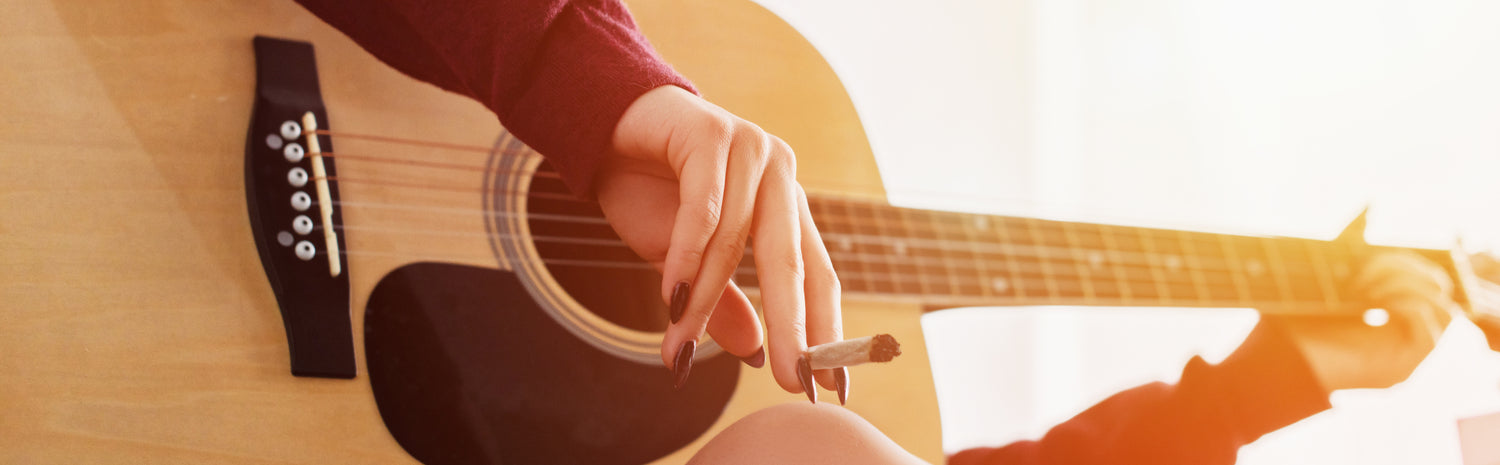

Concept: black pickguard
[[365, 263, 740, 465]]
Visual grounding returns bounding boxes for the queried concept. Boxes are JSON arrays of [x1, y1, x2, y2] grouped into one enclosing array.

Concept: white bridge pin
[[283, 143, 305, 163], [293, 215, 314, 235], [294, 241, 316, 261], [280, 120, 302, 140], [291, 191, 312, 212], [288, 167, 308, 187]]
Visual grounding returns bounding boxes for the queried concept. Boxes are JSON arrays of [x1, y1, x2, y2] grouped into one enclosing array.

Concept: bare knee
[[690, 402, 925, 465]]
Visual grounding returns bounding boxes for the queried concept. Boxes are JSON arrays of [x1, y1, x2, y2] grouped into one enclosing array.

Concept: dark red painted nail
[[798, 356, 817, 404], [673, 340, 696, 389], [741, 347, 765, 368], [834, 367, 850, 405], [669, 281, 690, 324]]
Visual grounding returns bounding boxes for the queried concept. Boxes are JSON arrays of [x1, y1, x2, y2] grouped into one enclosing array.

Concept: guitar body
[[1, 0, 944, 464]]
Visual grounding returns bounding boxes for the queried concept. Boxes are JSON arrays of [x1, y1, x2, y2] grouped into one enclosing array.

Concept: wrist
[[1193, 318, 1332, 437]]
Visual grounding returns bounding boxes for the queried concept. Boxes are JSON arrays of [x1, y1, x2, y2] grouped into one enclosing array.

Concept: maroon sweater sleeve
[[292, 0, 696, 197], [949, 320, 1332, 465]]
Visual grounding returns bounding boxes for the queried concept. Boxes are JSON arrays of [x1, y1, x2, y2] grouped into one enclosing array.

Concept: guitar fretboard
[[737, 196, 1367, 313]]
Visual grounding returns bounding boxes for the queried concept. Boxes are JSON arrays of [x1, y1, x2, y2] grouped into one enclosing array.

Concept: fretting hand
[[597, 86, 845, 396], [1273, 251, 1456, 393]]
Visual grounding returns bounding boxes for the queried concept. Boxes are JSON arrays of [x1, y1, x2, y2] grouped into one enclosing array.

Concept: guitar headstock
[[1454, 250, 1500, 351]]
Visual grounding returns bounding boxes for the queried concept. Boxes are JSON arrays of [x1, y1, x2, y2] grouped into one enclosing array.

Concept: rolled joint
[[805, 334, 901, 370]]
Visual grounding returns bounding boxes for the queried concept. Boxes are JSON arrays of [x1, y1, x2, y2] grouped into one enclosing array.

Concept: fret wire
[[1261, 236, 1295, 303], [898, 209, 937, 297], [829, 198, 876, 294], [809, 198, 847, 291], [963, 214, 995, 298], [1216, 233, 1253, 306], [1304, 238, 1343, 309], [1023, 217, 1063, 302], [1280, 236, 1333, 304], [925, 211, 963, 296], [991, 215, 1027, 299], [1060, 222, 1098, 303], [1097, 224, 1135, 304], [888, 208, 924, 295], [1136, 226, 1173, 302], [1177, 228, 1213, 304], [862, 202, 909, 295]]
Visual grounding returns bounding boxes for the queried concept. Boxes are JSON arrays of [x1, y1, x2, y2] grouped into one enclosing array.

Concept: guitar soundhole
[[526, 163, 669, 332]]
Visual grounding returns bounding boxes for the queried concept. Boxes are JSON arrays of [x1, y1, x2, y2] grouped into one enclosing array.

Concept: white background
[[749, 0, 1500, 463]]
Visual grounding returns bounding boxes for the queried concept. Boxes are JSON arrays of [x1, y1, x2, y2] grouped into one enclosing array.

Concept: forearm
[[950, 320, 1331, 465], [293, 0, 694, 196]]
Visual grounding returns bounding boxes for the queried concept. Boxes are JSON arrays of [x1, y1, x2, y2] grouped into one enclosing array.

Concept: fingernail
[[673, 340, 696, 389], [669, 281, 690, 324], [798, 355, 817, 404], [833, 367, 851, 405], [741, 347, 765, 368]]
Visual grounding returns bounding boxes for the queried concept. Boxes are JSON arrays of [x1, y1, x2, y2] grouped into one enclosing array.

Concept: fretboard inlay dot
[[1246, 259, 1265, 277], [991, 277, 1010, 293], [1088, 252, 1106, 270]]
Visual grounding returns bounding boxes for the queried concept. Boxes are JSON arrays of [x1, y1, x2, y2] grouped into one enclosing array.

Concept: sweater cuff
[[503, 0, 696, 198], [1184, 319, 1332, 443]]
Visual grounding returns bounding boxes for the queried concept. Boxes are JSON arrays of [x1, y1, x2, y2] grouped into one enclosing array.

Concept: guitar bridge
[[244, 36, 355, 379]]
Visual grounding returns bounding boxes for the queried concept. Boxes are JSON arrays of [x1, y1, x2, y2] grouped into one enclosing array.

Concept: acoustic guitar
[[5, 1, 1499, 464]]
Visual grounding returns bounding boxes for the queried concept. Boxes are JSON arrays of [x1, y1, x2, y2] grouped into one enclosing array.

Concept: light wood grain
[[0, 0, 941, 463]]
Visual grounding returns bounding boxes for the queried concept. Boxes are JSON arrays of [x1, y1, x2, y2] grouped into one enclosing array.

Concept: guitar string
[[323, 197, 1348, 286], [318, 229, 1338, 304], [312, 200, 1344, 300], [313, 129, 497, 153], [322, 203, 1346, 303], [309, 130, 1355, 270], [319, 151, 561, 178], [315, 199, 1344, 285], [313, 130, 1051, 207], [297, 131, 1348, 296], [319, 248, 1347, 309], [310, 128, 1360, 258], [310, 174, 1346, 277], [323, 196, 1347, 279], [321, 221, 1321, 283]]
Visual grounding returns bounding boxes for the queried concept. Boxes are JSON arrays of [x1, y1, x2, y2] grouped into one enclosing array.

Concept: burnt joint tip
[[869, 333, 902, 363]]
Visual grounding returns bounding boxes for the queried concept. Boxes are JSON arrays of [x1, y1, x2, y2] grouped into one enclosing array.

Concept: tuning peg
[[1336, 206, 1368, 245], [1470, 251, 1500, 283]]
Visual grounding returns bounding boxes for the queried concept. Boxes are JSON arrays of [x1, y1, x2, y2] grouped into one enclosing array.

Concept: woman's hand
[[1276, 251, 1456, 393], [597, 86, 844, 396]]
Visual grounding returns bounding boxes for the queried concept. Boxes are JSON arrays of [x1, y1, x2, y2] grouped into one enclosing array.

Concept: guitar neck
[[737, 196, 1456, 314]]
